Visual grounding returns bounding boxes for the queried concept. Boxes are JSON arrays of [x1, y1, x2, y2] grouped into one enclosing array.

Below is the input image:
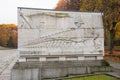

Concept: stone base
[[11, 60, 112, 80], [19, 54, 103, 62]]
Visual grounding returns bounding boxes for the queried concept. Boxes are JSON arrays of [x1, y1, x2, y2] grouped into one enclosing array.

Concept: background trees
[[56, 0, 80, 10], [0, 24, 18, 48]]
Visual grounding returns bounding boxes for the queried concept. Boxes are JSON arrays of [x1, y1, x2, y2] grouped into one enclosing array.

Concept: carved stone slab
[[18, 7, 104, 61]]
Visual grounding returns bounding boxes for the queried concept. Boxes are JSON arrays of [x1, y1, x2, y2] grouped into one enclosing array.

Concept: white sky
[[0, 0, 59, 24]]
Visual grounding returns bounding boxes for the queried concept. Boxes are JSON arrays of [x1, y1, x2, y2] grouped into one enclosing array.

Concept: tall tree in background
[[56, 0, 80, 10], [0, 24, 18, 48], [7, 36, 14, 48], [109, 22, 117, 54]]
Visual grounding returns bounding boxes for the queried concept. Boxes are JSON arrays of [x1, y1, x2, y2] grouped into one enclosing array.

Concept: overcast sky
[[0, 0, 59, 24]]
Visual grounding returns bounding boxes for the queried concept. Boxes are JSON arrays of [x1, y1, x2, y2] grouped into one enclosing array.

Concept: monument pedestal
[[11, 60, 112, 80], [15, 7, 105, 80]]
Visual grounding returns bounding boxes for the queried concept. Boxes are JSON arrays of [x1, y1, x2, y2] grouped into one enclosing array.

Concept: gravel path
[[0, 49, 18, 80]]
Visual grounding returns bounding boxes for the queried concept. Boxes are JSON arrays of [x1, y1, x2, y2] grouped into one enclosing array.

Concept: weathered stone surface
[[11, 61, 112, 80], [18, 7, 104, 61]]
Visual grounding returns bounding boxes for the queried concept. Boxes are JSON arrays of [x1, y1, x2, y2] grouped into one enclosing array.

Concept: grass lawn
[[64, 75, 118, 80], [0, 46, 10, 50]]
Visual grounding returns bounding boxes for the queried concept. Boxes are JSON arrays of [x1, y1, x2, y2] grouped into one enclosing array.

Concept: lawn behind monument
[[64, 74, 118, 80], [0, 46, 10, 50]]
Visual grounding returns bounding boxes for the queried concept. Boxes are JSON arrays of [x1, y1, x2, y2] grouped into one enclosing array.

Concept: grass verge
[[0, 46, 11, 50], [64, 74, 118, 80]]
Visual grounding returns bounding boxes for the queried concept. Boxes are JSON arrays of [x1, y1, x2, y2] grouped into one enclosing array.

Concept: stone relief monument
[[11, 7, 105, 80], [18, 7, 104, 61]]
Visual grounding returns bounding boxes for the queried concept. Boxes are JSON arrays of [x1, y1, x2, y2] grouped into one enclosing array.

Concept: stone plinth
[[11, 60, 112, 80]]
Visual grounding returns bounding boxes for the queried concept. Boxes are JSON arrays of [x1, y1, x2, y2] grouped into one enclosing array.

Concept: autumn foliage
[[0, 24, 18, 48], [56, 0, 80, 10]]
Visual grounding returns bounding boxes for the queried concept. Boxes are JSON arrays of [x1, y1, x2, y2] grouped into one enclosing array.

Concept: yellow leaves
[[114, 22, 120, 40], [0, 24, 18, 47], [115, 22, 120, 31], [0, 34, 8, 46], [55, 0, 80, 10]]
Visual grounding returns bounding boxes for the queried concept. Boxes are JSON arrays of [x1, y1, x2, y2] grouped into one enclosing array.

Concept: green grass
[[64, 75, 118, 80], [0, 46, 10, 50], [106, 59, 120, 63]]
